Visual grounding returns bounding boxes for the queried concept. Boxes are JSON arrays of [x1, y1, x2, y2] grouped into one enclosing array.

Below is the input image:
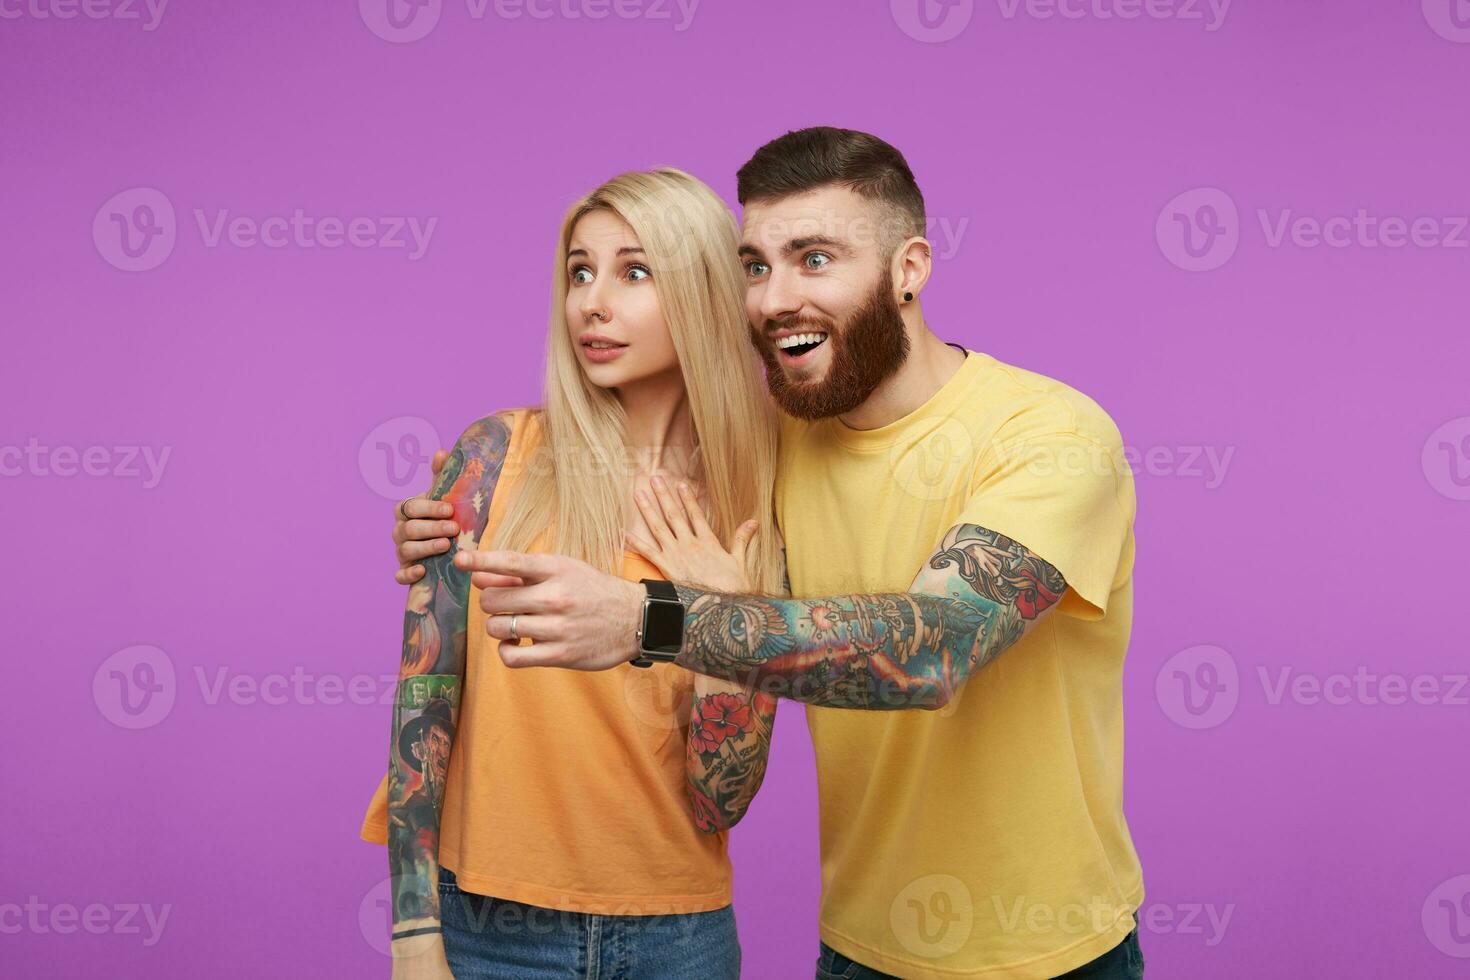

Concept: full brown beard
[[752, 277, 911, 420]]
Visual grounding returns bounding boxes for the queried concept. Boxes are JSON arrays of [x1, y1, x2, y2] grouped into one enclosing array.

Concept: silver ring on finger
[[508, 614, 520, 642], [397, 498, 411, 522]]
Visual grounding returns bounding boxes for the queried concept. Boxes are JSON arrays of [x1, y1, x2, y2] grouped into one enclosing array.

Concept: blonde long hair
[[491, 168, 784, 595]]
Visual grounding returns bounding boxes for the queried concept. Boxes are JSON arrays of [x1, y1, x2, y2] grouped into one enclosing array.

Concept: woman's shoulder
[[452, 407, 541, 445]]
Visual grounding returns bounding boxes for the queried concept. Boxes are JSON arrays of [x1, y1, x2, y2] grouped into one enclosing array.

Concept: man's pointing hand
[[453, 550, 647, 670]]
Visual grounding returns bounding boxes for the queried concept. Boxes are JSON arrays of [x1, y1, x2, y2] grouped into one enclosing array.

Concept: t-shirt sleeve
[[953, 427, 1135, 621]]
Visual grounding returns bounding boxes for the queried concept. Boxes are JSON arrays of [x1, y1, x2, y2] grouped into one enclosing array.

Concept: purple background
[[4, 0, 1468, 976]]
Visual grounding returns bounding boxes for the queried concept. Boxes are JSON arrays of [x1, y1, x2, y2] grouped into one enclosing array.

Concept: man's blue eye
[[746, 262, 770, 278], [805, 253, 831, 270]]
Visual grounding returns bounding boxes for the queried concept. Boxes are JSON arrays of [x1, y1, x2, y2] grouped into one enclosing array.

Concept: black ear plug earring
[[903, 291, 914, 302]]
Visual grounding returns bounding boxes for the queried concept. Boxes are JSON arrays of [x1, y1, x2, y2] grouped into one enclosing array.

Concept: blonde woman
[[362, 169, 785, 980]]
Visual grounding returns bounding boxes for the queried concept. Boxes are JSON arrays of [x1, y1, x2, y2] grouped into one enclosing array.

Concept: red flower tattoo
[[1013, 566, 1062, 619], [688, 783, 723, 833], [692, 692, 753, 753]]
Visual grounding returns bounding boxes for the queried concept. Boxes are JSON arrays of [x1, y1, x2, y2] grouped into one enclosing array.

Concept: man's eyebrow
[[738, 236, 850, 260], [786, 235, 848, 255]]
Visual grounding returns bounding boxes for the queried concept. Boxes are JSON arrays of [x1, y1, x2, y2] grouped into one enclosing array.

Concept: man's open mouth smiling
[[773, 330, 829, 362]]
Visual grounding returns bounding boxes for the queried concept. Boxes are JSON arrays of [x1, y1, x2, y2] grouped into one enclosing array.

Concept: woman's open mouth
[[582, 339, 628, 363]]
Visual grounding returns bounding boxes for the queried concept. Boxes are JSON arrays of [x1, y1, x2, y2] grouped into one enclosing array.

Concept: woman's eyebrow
[[566, 246, 645, 259]]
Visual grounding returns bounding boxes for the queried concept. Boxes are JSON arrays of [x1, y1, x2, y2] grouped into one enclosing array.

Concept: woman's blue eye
[[570, 267, 593, 285], [804, 253, 831, 270], [627, 265, 651, 282]]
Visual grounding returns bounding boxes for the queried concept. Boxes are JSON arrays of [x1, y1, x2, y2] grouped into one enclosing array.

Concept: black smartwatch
[[631, 578, 684, 668]]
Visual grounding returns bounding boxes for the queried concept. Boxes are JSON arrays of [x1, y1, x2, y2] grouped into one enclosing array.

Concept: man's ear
[[891, 235, 934, 304]]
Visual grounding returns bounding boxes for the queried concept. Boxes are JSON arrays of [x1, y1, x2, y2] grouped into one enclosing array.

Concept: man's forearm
[[672, 586, 1012, 709], [686, 682, 777, 831], [669, 524, 1068, 710]]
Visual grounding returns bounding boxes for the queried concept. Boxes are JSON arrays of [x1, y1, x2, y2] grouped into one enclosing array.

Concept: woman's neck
[[615, 369, 700, 482]]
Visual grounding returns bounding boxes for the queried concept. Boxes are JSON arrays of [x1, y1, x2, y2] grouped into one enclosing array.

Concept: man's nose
[[758, 268, 801, 323]]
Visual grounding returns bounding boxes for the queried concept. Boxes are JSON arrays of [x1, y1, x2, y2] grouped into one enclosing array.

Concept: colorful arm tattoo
[[685, 679, 778, 833], [386, 414, 511, 933], [672, 524, 1068, 710], [684, 548, 786, 833]]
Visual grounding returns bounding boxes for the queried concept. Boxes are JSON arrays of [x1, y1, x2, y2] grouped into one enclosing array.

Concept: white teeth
[[586, 342, 623, 349], [775, 332, 829, 351]]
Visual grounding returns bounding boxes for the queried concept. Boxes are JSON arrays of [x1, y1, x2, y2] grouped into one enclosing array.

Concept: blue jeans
[[437, 866, 740, 979], [816, 928, 1144, 979]]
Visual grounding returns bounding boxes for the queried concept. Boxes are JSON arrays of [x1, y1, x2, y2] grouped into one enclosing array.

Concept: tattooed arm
[[672, 524, 1068, 710], [684, 553, 788, 833], [619, 475, 784, 832], [386, 414, 511, 947], [686, 677, 778, 832]]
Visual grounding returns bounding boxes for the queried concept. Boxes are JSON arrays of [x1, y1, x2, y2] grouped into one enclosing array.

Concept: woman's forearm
[[384, 415, 511, 938]]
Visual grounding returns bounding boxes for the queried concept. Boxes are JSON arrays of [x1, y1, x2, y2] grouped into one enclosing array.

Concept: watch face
[[642, 597, 684, 655]]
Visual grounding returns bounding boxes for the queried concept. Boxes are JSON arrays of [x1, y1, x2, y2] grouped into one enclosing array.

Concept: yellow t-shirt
[[776, 350, 1143, 979], [360, 409, 732, 915]]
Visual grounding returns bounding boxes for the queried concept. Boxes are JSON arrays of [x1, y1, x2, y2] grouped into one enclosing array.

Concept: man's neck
[[837, 324, 968, 431]]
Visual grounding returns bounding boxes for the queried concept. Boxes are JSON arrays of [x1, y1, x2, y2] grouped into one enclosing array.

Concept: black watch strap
[[631, 578, 683, 668]]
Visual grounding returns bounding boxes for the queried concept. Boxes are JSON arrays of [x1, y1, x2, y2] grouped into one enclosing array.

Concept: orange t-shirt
[[360, 409, 731, 914]]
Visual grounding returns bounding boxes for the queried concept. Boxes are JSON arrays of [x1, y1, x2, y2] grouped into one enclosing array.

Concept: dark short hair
[[736, 127, 926, 252]]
